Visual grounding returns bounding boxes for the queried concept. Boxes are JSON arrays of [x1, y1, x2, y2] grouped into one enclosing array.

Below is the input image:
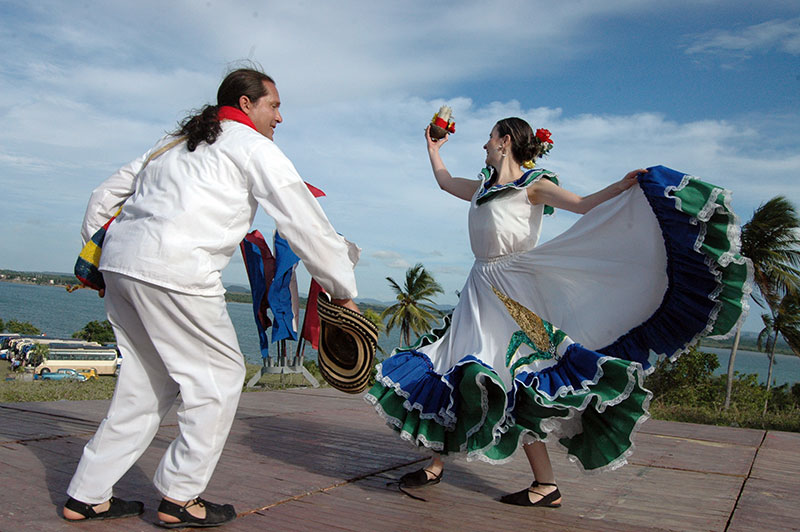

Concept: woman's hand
[[617, 168, 647, 192], [425, 125, 449, 152]]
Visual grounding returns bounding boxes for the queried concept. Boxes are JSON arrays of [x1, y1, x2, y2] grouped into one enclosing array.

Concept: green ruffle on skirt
[[367, 351, 652, 471], [666, 175, 752, 337]]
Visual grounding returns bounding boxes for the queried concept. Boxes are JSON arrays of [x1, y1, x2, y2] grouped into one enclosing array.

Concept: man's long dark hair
[[177, 68, 275, 151]]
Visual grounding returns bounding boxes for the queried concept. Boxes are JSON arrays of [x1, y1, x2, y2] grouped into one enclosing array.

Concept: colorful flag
[[301, 279, 325, 349], [268, 232, 300, 342], [239, 230, 276, 360], [304, 182, 326, 198]]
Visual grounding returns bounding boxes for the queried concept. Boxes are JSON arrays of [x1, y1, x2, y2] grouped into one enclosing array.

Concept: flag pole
[[294, 297, 310, 366]]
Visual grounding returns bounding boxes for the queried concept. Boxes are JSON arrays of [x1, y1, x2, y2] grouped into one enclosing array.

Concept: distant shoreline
[[0, 270, 398, 312], [0, 278, 68, 288], [1, 271, 793, 356]]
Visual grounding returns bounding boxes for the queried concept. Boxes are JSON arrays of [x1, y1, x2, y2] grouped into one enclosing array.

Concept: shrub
[[4, 320, 42, 335], [643, 346, 799, 432], [645, 348, 720, 406], [72, 320, 117, 344]]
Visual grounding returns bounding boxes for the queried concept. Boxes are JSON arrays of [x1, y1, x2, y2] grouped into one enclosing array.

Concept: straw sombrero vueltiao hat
[[316, 293, 379, 394]]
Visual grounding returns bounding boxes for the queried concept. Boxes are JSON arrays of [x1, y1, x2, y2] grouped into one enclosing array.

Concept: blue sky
[[1, 1, 798, 334]]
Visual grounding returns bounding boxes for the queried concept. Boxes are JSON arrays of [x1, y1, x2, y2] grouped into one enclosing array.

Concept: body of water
[[698, 347, 799, 387], [0, 281, 403, 366], [2, 281, 798, 386]]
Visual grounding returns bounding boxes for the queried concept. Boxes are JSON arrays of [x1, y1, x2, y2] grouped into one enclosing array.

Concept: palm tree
[[381, 263, 444, 347], [757, 313, 777, 356], [363, 309, 386, 334], [724, 196, 800, 410], [756, 290, 800, 415], [363, 308, 388, 356]]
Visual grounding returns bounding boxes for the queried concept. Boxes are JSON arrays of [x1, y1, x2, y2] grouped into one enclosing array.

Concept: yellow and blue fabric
[[74, 207, 121, 291]]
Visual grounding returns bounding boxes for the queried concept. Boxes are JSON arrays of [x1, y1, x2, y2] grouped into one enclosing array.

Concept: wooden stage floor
[[1, 387, 797, 531]]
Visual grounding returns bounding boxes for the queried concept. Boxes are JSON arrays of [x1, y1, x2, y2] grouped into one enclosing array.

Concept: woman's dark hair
[[495, 117, 547, 163], [177, 68, 275, 151]]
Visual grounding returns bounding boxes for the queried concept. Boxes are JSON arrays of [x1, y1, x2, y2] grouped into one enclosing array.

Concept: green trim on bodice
[[476, 167, 559, 214]]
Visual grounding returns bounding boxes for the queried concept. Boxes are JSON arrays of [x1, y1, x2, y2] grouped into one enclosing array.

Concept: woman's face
[[483, 126, 505, 167]]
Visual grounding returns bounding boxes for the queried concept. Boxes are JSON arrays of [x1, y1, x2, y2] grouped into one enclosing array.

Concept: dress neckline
[[476, 167, 559, 214]]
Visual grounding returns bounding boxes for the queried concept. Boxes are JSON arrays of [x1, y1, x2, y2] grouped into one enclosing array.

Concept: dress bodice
[[468, 170, 549, 259]]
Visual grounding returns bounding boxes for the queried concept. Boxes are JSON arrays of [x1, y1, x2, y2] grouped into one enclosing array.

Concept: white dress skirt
[[366, 165, 752, 472]]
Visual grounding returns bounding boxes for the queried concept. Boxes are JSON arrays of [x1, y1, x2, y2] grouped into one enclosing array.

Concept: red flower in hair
[[535, 128, 552, 144]]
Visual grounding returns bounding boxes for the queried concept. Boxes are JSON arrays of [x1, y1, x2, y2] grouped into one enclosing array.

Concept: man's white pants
[[67, 272, 246, 503]]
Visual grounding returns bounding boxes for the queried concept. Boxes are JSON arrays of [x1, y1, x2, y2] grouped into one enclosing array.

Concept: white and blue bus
[[34, 343, 122, 376]]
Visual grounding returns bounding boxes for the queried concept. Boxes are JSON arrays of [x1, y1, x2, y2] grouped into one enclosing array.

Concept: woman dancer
[[366, 117, 751, 506]]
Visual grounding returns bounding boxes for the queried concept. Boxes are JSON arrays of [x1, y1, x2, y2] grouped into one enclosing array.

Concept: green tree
[[363, 309, 385, 333], [646, 347, 719, 405], [72, 320, 116, 344], [5, 320, 42, 335], [0, 318, 5, 332], [756, 290, 800, 415], [363, 309, 387, 356], [381, 263, 444, 347], [28, 343, 49, 369], [725, 196, 800, 410]]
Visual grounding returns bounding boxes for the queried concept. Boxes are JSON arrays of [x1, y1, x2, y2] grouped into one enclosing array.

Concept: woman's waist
[[472, 248, 534, 265], [469, 232, 539, 262]]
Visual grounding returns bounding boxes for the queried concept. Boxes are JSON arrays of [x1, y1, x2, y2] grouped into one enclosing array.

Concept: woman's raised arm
[[426, 126, 481, 201]]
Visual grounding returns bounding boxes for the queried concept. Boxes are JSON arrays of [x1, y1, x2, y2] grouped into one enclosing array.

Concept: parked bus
[[0, 334, 21, 359], [34, 344, 121, 376]]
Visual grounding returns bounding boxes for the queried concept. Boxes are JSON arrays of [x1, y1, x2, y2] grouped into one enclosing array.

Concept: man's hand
[[332, 298, 360, 313]]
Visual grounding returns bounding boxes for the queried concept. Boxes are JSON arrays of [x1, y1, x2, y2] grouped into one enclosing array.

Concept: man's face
[[244, 81, 282, 140]]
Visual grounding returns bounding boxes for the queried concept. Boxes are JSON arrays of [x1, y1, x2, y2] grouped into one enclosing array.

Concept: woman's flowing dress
[[366, 165, 752, 472]]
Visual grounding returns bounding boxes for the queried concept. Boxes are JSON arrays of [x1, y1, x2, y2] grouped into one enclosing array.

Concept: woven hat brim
[[317, 294, 378, 394]]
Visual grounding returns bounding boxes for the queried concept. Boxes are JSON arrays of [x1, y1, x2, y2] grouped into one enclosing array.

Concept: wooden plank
[[728, 477, 800, 532], [727, 430, 800, 532], [760, 430, 800, 452], [750, 430, 800, 482], [0, 389, 797, 532], [640, 418, 766, 446], [628, 431, 757, 476], [0, 408, 97, 442]]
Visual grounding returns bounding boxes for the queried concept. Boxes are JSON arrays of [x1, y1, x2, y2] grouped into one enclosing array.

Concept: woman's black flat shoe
[[499, 481, 561, 507], [399, 468, 443, 488], [63, 496, 144, 521], [157, 497, 236, 529]]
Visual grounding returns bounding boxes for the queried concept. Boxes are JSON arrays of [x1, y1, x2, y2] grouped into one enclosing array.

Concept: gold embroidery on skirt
[[491, 285, 551, 353]]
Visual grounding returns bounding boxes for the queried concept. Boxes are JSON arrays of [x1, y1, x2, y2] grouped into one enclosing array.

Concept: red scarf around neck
[[217, 106, 325, 198], [218, 105, 257, 130]]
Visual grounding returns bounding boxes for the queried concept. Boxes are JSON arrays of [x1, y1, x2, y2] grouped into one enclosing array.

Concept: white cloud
[[371, 251, 412, 270], [684, 16, 800, 61]]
